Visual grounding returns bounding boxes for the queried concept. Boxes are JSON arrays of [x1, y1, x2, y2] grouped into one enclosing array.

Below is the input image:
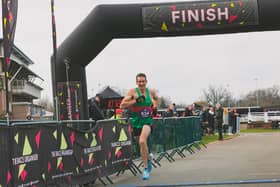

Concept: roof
[[0, 39, 44, 80], [9, 60, 44, 81], [97, 86, 123, 99]]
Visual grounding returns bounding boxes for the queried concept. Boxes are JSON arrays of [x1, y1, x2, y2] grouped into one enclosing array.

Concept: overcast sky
[[4, 0, 280, 105]]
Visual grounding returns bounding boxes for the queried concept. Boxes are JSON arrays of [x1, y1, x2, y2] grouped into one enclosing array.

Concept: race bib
[[139, 108, 152, 118]]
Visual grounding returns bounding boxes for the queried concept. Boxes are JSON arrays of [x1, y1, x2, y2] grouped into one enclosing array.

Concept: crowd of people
[[151, 102, 240, 141], [89, 94, 240, 139]]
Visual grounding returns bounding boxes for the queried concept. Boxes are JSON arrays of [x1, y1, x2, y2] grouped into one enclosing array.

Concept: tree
[[202, 85, 233, 107], [158, 96, 172, 108], [239, 85, 280, 107]]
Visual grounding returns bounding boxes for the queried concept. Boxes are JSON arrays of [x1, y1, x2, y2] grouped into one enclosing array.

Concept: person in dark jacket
[[89, 95, 105, 121], [215, 103, 224, 140], [200, 106, 209, 135], [229, 108, 239, 134], [228, 108, 235, 134], [185, 105, 194, 117]]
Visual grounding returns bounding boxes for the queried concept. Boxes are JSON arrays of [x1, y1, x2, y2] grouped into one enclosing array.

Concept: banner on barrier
[[0, 120, 132, 186]]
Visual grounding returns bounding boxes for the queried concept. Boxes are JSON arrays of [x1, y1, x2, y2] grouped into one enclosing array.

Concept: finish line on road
[[116, 178, 280, 187]]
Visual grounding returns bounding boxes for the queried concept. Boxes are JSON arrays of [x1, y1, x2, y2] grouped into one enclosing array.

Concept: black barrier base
[[196, 141, 207, 149], [152, 157, 161, 167], [180, 144, 195, 155], [170, 148, 186, 158], [137, 159, 159, 170], [98, 177, 106, 186], [156, 152, 175, 163]]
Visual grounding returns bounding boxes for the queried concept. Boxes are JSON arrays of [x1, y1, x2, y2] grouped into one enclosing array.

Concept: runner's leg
[[139, 124, 151, 169]]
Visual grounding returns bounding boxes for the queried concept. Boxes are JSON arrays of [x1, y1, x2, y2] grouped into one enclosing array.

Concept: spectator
[[228, 108, 235, 135], [200, 106, 209, 135], [232, 108, 239, 134], [164, 104, 175, 117], [215, 103, 224, 141], [89, 95, 105, 121], [172, 103, 177, 116], [152, 107, 161, 118], [111, 108, 127, 124], [185, 105, 194, 117]]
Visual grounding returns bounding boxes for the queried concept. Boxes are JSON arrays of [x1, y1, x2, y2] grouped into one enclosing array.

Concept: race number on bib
[[139, 108, 152, 118]]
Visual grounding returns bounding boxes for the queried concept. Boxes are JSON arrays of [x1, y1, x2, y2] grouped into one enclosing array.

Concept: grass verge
[[241, 128, 280, 133], [201, 134, 235, 145]]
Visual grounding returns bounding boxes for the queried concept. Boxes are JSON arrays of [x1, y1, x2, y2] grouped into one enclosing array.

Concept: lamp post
[[254, 78, 259, 106]]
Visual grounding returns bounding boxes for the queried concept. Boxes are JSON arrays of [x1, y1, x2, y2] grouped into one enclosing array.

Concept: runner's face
[[136, 76, 147, 90]]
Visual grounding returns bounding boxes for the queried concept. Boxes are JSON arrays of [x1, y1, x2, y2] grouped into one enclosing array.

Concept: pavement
[[93, 133, 280, 187]]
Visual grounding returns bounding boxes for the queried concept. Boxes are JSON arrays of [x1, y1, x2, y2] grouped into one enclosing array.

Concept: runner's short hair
[[136, 73, 147, 80]]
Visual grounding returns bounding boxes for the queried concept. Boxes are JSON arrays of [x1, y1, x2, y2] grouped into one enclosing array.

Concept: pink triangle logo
[[70, 131, 75, 146], [170, 5, 176, 11], [229, 15, 238, 23], [20, 170, 27, 181], [98, 128, 103, 142], [8, 12, 13, 21], [6, 170, 12, 185], [89, 158, 94, 166], [48, 162, 51, 172], [35, 130, 41, 149], [128, 124, 131, 134], [58, 162, 63, 171], [116, 150, 122, 159], [74, 112, 80, 120]]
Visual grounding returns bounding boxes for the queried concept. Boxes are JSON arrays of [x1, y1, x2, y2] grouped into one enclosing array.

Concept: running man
[[120, 73, 158, 180]]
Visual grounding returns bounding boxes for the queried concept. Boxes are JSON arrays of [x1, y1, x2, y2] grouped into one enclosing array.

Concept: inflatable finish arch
[[52, 0, 280, 120]]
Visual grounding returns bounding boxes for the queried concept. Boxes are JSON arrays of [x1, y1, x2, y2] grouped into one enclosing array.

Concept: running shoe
[[142, 168, 150, 180]]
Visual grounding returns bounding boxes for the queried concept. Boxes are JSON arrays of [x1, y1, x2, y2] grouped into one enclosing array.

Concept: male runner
[[120, 73, 158, 180]]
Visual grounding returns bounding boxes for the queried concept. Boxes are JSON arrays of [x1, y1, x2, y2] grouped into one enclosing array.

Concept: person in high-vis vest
[[120, 73, 158, 180]]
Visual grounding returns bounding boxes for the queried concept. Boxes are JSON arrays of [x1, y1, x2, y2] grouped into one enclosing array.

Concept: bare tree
[[202, 85, 233, 106], [158, 96, 172, 108], [36, 97, 54, 112], [239, 85, 280, 107]]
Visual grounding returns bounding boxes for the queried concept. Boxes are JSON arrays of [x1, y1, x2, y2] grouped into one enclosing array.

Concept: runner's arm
[[150, 89, 159, 109], [120, 89, 136, 109]]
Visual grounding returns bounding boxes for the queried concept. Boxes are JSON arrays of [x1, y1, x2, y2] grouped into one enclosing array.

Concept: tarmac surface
[[94, 133, 280, 187]]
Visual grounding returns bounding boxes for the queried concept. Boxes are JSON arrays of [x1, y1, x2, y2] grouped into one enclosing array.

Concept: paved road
[[94, 133, 280, 187]]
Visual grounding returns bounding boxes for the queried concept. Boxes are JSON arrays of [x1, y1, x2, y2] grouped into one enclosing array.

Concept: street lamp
[[254, 78, 259, 106]]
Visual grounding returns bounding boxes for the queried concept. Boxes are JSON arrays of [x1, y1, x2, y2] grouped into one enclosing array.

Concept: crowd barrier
[[0, 116, 202, 186], [134, 117, 203, 164], [0, 119, 132, 186]]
